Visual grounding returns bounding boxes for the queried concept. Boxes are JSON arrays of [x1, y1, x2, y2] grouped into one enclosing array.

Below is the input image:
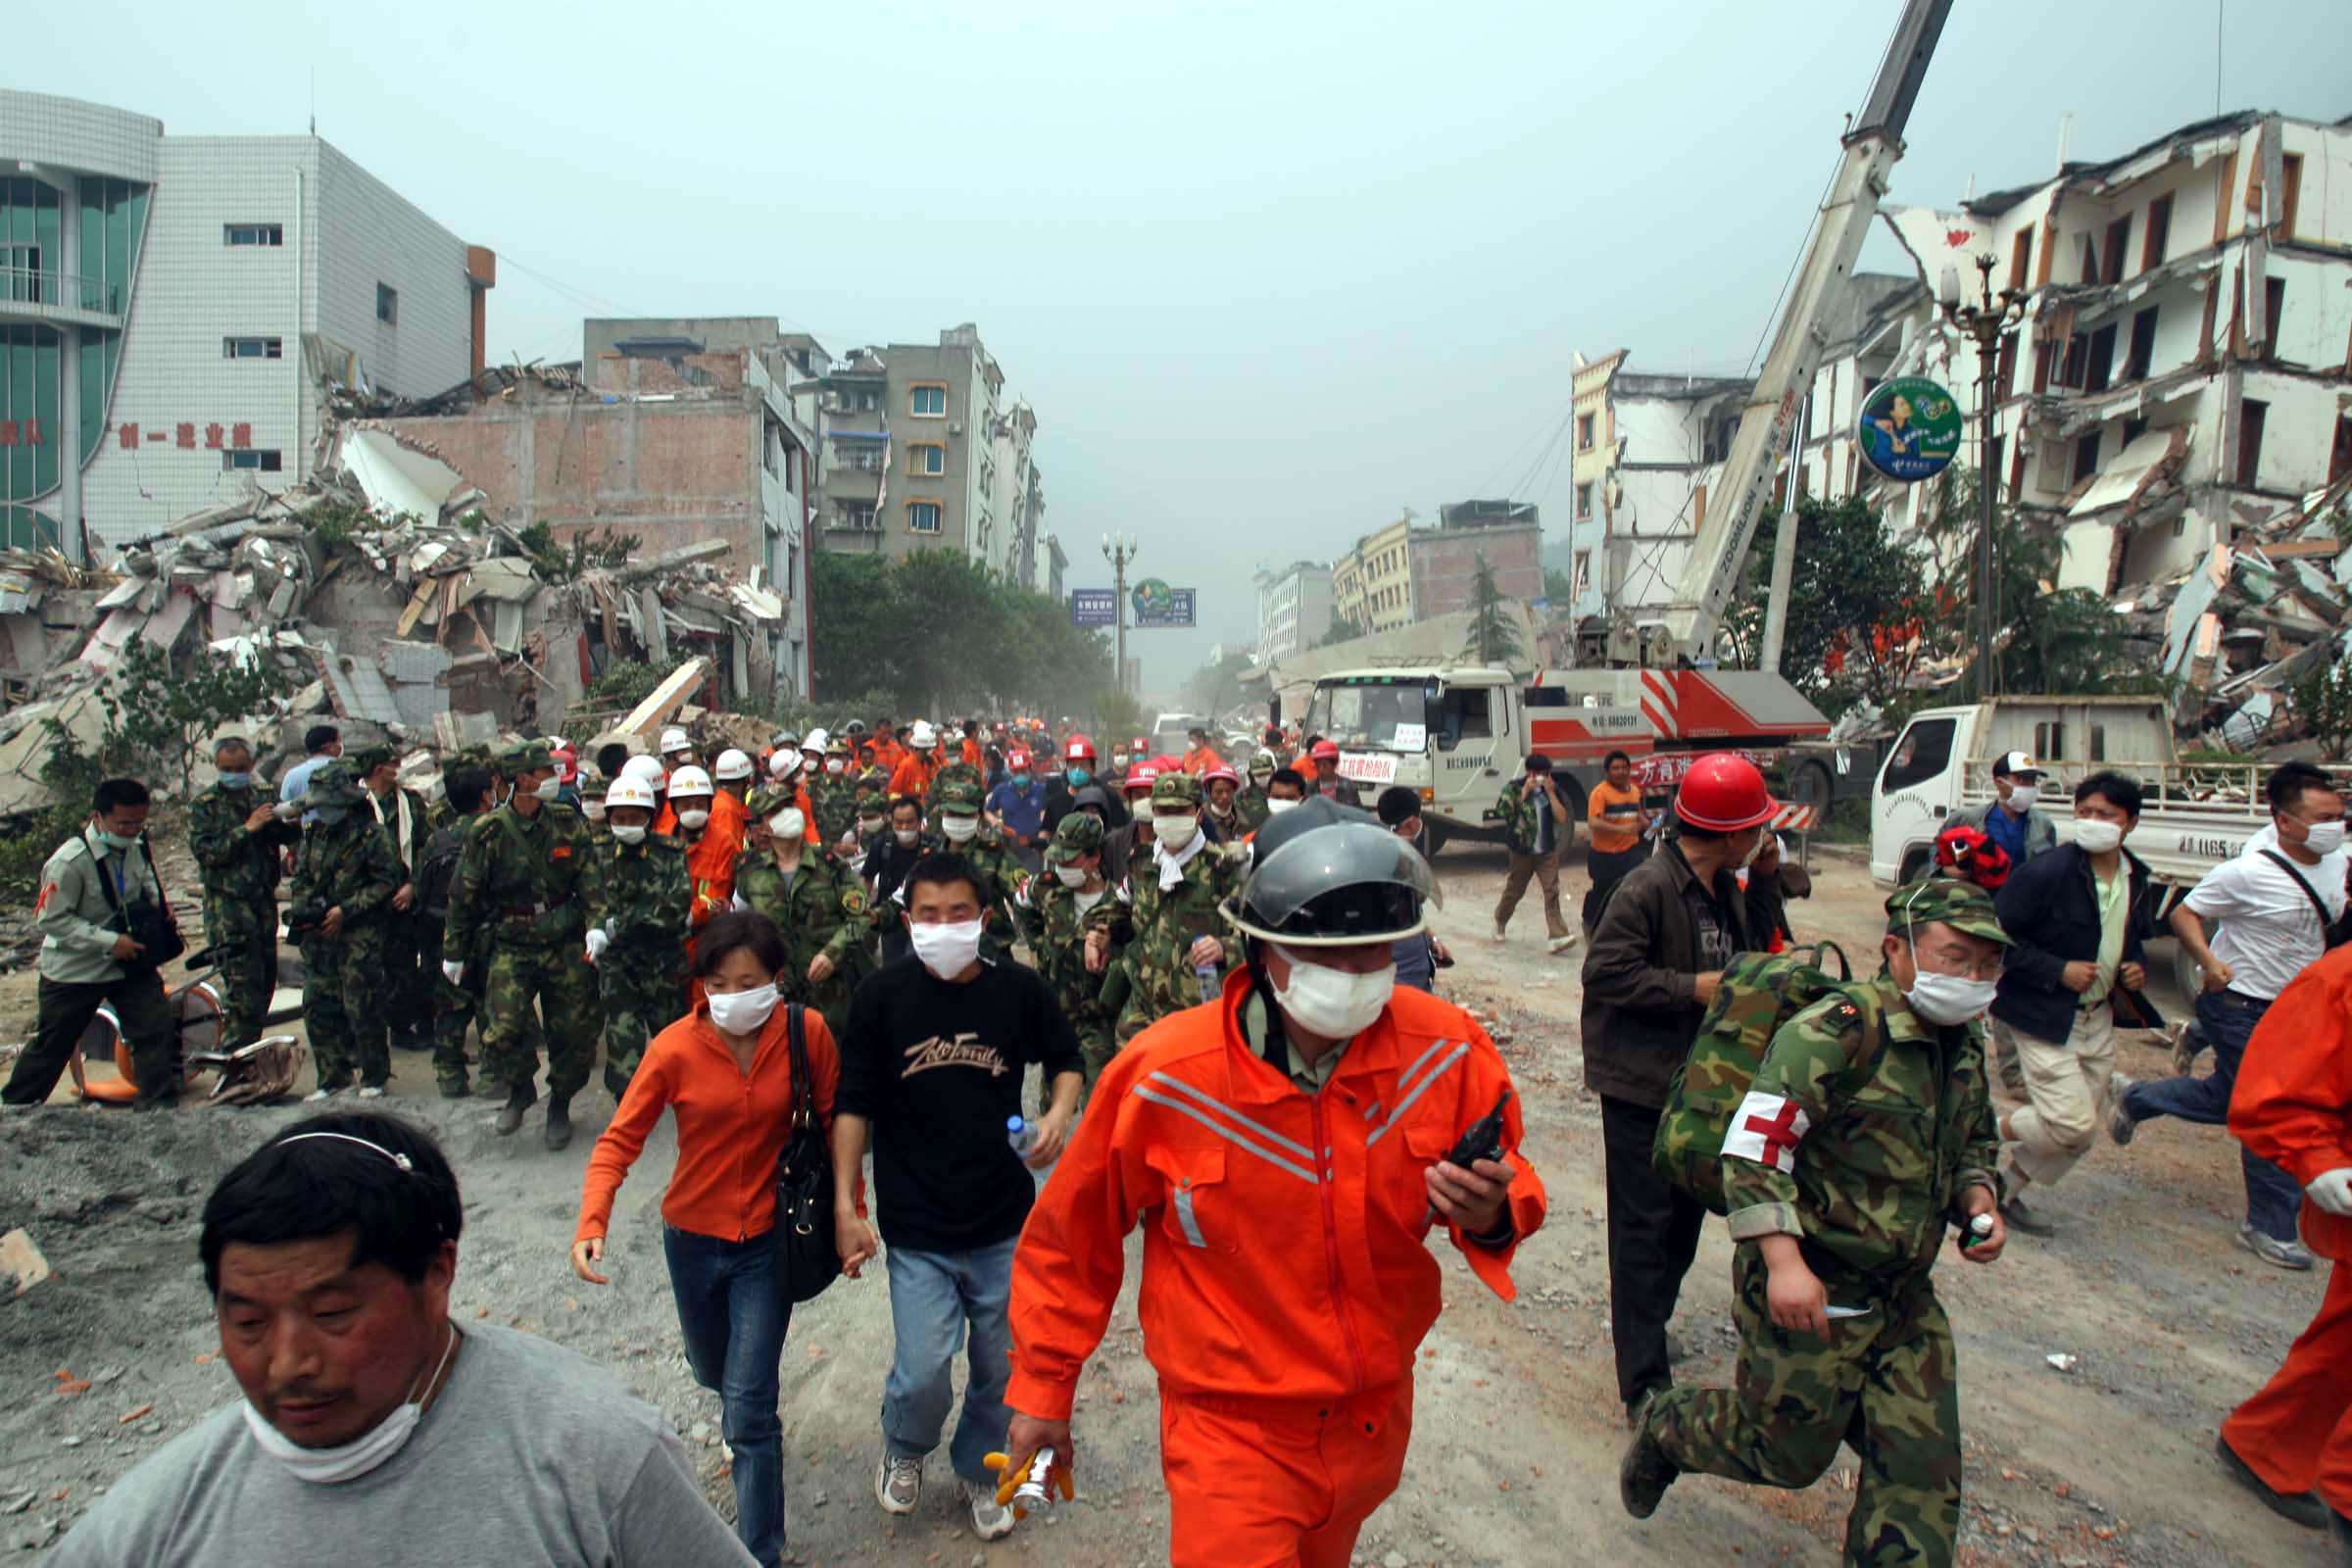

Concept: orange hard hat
[[1673, 753, 1778, 832]]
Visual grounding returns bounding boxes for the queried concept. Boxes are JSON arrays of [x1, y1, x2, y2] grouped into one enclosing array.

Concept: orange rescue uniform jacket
[[656, 792, 750, 929], [888, 750, 942, 804], [2232, 942, 2352, 1264], [1007, 978, 1545, 1420], [1182, 744, 1224, 777]]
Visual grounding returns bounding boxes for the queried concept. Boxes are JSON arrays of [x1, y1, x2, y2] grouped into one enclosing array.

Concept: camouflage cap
[[937, 777, 985, 813], [347, 743, 396, 774], [498, 740, 556, 775], [576, 773, 610, 802], [1048, 809, 1105, 863], [1149, 771, 1203, 809], [746, 786, 789, 820], [1886, 876, 2011, 947], [301, 761, 368, 809]]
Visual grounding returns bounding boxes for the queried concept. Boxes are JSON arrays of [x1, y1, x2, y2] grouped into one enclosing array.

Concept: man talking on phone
[[1494, 754, 1577, 954]]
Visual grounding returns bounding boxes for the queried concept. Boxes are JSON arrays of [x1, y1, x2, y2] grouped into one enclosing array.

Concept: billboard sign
[[1130, 577, 1197, 628], [1855, 375, 1962, 483], [1069, 589, 1117, 627]]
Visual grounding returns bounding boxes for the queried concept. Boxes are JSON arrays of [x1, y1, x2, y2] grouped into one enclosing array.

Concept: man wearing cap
[[585, 771, 690, 1102], [1004, 797, 1544, 1568], [924, 738, 987, 834], [1237, 748, 1279, 832], [187, 737, 302, 1053], [1949, 751, 2057, 873], [1622, 879, 2011, 1568], [1199, 763, 1246, 844], [1306, 738, 1363, 808], [760, 748, 823, 850], [1095, 771, 1249, 1049], [444, 741, 607, 1149], [289, 763, 407, 1099], [1014, 812, 1128, 1085], [1582, 753, 1766, 1426], [731, 788, 874, 1044], [934, 779, 1024, 956], [575, 774, 612, 845], [354, 745, 433, 1053], [813, 736, 860, 849]]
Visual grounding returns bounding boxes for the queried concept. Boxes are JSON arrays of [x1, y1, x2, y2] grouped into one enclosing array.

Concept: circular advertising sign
[[1855, 375, 1962, 483]]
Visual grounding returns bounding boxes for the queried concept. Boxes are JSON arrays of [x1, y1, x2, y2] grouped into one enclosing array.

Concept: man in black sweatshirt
[[830, 853, 1086, 1544]]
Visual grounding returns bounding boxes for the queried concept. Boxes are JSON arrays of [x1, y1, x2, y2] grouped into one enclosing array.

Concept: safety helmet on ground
[[907, 720, 939, 751], [659, 727, 693, 756], [606, 775, 660, 813], [666, 765, 713, 800], [713, 749, 755, 783], [1226, 796, 1440, 948], [1063, 734, 1097, 763], [1672, 753, 1778, 832]]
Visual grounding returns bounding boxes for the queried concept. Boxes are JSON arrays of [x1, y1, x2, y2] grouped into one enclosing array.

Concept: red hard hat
[[1310, 739, 1341, 761], [1130, 736, 1149, 752], [1673, 753, 1778, 832], [1063, 734, 1097, 762], [1123, 762, 1161, 794], [1006, 748, 1032, 770], [1202, 763, 1240, 787]]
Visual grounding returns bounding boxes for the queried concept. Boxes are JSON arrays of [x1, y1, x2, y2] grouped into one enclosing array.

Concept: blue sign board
[[1131, 578, 1197, 628], [1069, 589, 1117, 627]]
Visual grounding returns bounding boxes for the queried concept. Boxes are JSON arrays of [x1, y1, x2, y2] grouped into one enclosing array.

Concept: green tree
[[1316, 610, 1371, 649], [1544, 566, 1576, 605], [2296, 655, 2352, 760], [1092, 688, 1147, 750], [1724, 494, 1933, 716], [85, 634, 300, 798], [1186, 648, 1256, 719], [1461, 552, 1527, 668]]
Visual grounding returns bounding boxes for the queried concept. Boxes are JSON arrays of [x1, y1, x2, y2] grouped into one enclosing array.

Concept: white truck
[[1298, 662, 1868, 855]]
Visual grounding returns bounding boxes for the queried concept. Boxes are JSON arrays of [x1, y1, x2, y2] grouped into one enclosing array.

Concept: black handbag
[[770, 1004, 842, 1304], [88, 833, 184, 973]]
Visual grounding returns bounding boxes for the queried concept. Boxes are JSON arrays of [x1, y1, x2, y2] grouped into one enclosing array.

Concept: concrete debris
[[0, 1228, 52, 1298]]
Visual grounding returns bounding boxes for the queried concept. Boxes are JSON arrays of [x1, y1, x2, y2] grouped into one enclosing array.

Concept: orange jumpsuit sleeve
[[793, 785, 821, 844], [2230, 947, 2352, 1186], [574, 1036, 681, 1243], [1441, 1038, 1547, 1301], [687, 812, 746, 928], [1007, 1053, 1147, 1421]]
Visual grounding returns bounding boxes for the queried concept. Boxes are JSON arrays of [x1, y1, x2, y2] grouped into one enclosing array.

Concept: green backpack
[[1651, 941, 1854, 1215]]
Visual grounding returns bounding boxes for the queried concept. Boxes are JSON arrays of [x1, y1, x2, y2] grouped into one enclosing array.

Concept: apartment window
[[2329, 416, 2352, 485], [2101, 218, 2129, 284], [907, 443, 945, 477], [2279, 153, 2304, 239], [223, 450, 283, 472], [2056, 333, 2087, 389], [222, 336, 282, 360], [2008, 230, 2033, 291], [2072, 431, 2101, 484], [2125, 308, 2158, 381], [2083, 322, 2117, 393], [907, 501, 943, 533], [2264, 276, 2286, 358], [223, 222, 282, 247], [2122, 416, 2148, 450], [2142, 194, 2173, 271], [2080, 234, 2099, 283], [1577, 413, 1595, 450], [2236, 400, 2269, 488], [909, 383, 948, 417], [1996, 337, 2017, 401], [375, 283, 398, 325], [842, 503, 877, 530]]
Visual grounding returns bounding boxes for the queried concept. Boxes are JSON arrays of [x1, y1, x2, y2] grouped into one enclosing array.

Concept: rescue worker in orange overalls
[[2215, 939, 2352, 1544], [1003, 798, 1545, 1567], [654, 765, 747, 930], [888, 720, 946, 803]]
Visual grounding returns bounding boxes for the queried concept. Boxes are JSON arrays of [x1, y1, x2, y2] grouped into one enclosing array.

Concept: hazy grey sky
[[18, 0, 2349, 692]]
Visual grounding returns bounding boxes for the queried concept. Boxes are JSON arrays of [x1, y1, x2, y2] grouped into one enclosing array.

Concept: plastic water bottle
[[1006, 1115, 1041, 1158], [1960, 1212, 1995, 1250], [1194, 961, 1221, 1004]]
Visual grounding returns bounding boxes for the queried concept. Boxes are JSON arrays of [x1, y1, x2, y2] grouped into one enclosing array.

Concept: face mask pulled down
[[241, 1324, 460, 1486], [1271, 946, 1396, 1040]]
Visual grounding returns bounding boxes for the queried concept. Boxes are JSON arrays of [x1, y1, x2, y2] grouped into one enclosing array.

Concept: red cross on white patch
[[1723, 1089, 1811, 1173]]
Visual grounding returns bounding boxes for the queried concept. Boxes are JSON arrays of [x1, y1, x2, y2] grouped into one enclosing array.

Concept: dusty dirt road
[[0, 834, 2337, 1565]]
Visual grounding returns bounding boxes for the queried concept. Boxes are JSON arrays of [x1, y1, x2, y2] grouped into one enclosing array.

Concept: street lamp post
[[1102, 533, 1139, 697], [1937, 253, 2026, 698]]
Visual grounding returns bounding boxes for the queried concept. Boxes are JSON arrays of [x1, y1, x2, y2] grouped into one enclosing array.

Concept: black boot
[[494, 1081, 534, 1136], [1619, 1401, 1680, 1520], [543, 1094, 573, 1152]]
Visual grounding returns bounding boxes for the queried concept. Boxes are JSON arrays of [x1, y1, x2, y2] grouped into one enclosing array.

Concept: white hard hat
[[908, 719, 938, 750], [804, 727, 830, 753], [660, 727, 692, 755], [666, 765, 713, 799], [713, 748, 754, 782], [606, 775, 660, 812], [619, 754, 666, 786], [769, 749, 805, 779]]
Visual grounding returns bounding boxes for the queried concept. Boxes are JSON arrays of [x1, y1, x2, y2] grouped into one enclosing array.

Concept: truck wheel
[[1898, 847, 1930, 886], [1788, 760, 1834, 817], [1557, 780, 1586, 853]]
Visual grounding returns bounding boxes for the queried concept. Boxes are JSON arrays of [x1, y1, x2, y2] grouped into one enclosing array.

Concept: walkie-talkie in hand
[[1446, 1090, 1513, 1168]]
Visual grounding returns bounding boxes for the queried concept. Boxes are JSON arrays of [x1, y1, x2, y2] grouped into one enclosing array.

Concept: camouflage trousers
[[1647, 1250, 1961, 1568], [601, 960, 683, 1101], [483, 937, 604, 1100], [300, 930, 390, 1091], [422, 924, 540, 1092], [203, 893, 278, 1049]]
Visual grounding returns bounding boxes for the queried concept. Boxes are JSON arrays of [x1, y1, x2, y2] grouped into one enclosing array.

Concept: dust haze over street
[[0, 831, 2333, 1566]]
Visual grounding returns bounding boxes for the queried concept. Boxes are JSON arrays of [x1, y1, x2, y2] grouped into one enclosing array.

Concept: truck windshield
[[1303, 680, 1429, 750]]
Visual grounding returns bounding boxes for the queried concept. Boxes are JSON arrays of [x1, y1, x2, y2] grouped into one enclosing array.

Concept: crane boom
[[1651, 0, 1952, 664]]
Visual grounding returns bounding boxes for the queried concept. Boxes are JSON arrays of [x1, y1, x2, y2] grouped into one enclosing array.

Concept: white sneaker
[[962, 1478, 1014, 1541], [2237, 1224, 2316, 1271], [1491, 922, 1507, 945], [303, 1088, 334, 1102], [357, 1086, 385, 1100], [875, 1452, 921, 1515], [1547, 931, 1582, 955]]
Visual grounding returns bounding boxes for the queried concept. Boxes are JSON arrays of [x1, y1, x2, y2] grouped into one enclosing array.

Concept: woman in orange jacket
[[570, 910, 851, 1568], [1003, 799, 1545, 1568], [2218, 941, 2352, 1541]]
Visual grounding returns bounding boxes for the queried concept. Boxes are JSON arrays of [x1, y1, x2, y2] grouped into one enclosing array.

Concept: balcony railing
[[0, 266, 122, 316]]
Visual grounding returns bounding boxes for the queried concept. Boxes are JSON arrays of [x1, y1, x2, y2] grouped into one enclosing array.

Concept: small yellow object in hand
[[982, 1446, 1073, 1520]]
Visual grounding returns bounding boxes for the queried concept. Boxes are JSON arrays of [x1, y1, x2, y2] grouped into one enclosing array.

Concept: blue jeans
[[881, 1236, 1016, 1485], [663, 1227, 791, 1567], [2122, 990, 2305, 1242]]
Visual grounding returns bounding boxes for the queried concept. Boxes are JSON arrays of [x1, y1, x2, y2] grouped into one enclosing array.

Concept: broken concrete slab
[[616, 657, 711, 739]]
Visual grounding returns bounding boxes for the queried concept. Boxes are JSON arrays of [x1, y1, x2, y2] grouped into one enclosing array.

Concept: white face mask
[[771, 808, 807, 841], [2074, 818, 2123, 855], [532, 776, 563, 803], [1271, 946, 1396, 1040], [909, 917, 984, 980], [612, 824, 648, 846], [942, 814, 980, 844], [825, 759, 846, 774], [2305, 819, 2348, 857], [676, 807, 710, 831], [894, 827, 921, 847], [2005, 784, 2040, 812], [1905, 969, 2000, 1027], [240, 1324, 459, 1486], [582, 801, 607, 821], [1266, 798, 1299, 815], [708, 982, 780, 1036], [1154, 812, 1200, 850], [858, 816, 884, 835], [1054, 863, 1088, 888]]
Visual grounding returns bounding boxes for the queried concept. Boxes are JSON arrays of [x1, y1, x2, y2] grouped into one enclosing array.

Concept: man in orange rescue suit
[[1004, 796, 1546, 1568]]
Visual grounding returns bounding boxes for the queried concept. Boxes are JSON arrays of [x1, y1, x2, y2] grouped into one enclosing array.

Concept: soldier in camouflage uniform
[[1013, 810, 1126, 1083], [426, 746, 493, 832], [925, 753, 986, 836], [814, 737, 861, 850], [287, 763, 406, 1095], [1622, 878, 2012, 1567], [576, 772, 612, 845], [352, 744, 434, 1050], [1095, 771, 1250, 1047], [186, 736, 301, 1049], [1236, 747, 1279, 833], [416, 763, 507, 1098], [732, 787, 874, 1043], [444, 740, 606, 1149], [587, 771, 690, 1100], [935, 776, 1024, 958]]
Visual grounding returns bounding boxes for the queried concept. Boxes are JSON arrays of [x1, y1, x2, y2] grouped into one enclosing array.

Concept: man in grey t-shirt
[[48, 1112, 755, 1567]]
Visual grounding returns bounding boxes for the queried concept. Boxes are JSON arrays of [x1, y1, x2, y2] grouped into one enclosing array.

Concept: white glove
[[2307, 1168, 2352, 1218], [442, 960, 465, 986], [584, 928, 611, 963]]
